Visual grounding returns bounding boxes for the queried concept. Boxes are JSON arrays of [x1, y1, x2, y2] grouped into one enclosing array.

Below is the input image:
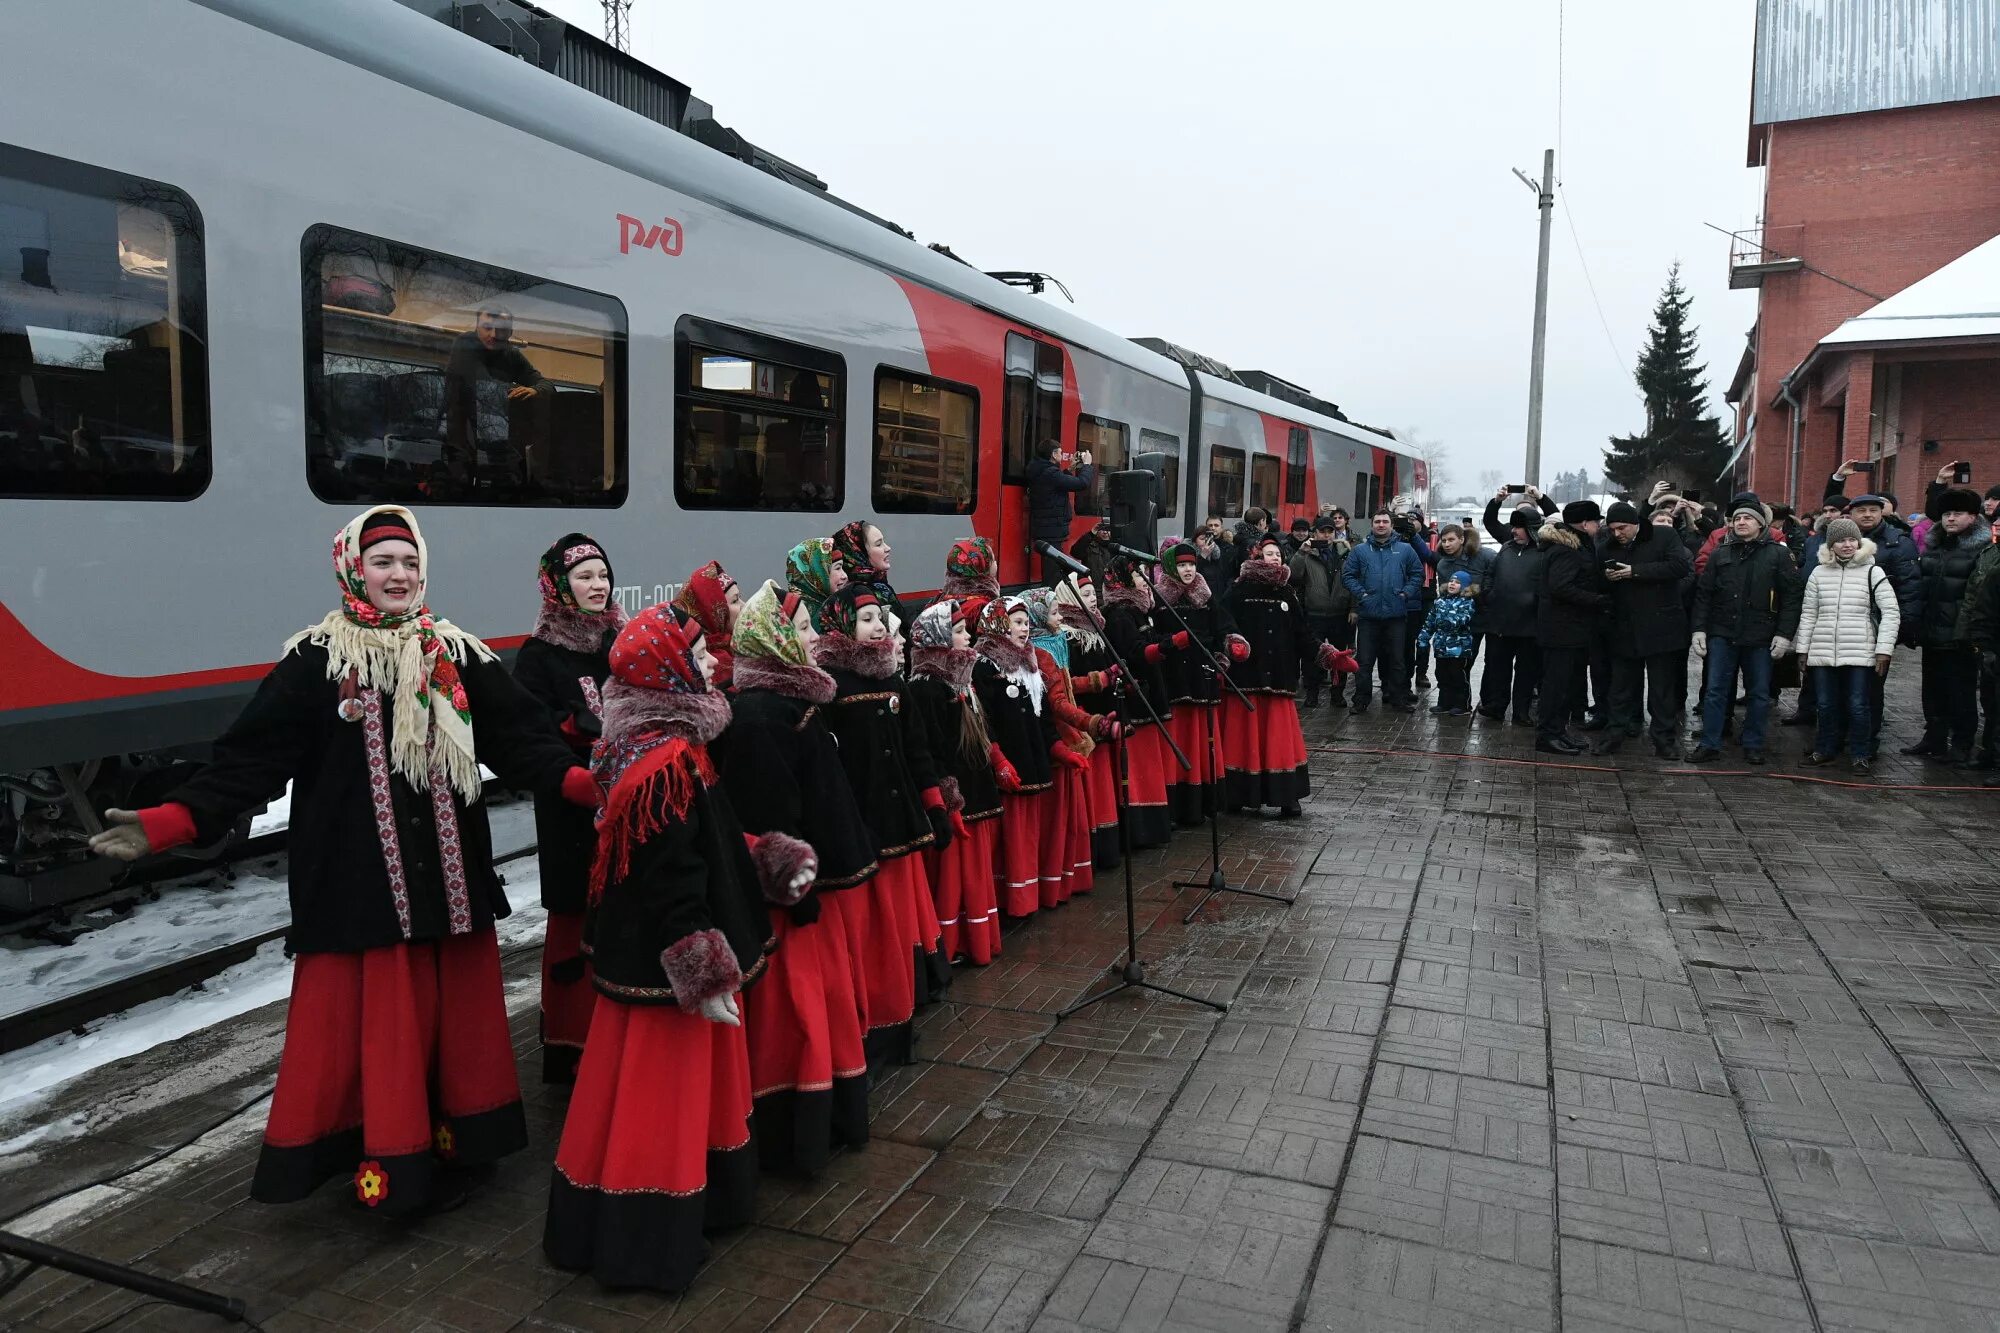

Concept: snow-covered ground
[[0, 796, 542, 1117]]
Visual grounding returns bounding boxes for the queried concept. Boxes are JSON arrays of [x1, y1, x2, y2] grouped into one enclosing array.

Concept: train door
[[998, 330, 1066, 576]]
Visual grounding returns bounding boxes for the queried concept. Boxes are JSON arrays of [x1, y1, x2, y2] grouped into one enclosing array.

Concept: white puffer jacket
[[1794, 540, 1900, 667]]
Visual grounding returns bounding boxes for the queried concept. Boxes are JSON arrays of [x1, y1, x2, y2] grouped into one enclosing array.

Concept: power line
[[1558, 188, 1629, 376]]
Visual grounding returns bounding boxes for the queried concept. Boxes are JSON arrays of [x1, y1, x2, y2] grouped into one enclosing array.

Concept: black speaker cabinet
[[1107, 469, 1159, 552]]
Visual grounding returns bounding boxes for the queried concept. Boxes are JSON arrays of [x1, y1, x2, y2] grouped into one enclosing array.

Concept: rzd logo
[[617, 214, 684, 257]]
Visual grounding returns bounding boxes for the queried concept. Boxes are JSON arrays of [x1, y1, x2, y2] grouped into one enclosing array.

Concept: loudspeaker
[[1108, 469, 1159, 552]]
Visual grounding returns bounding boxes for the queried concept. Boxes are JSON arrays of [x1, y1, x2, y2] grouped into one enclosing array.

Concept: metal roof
[[1819, 231, 2000, 346]]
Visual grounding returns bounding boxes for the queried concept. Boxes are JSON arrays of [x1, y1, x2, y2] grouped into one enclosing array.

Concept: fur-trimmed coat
[[905, 670, 1002, 822], [1795, 540, 1900, 667], [1222, 561, 1313, 693], [1534, 522, 1609, 650], [816, 631, 941, 861], [1101, 590, 1173, 728], [973, 641, 1057, 793], [513, 632, 613, 914], [1150, 573, 1237, 705]]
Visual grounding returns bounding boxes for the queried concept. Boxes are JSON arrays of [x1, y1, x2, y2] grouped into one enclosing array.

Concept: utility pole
[[1511, 148, 1554, 488]]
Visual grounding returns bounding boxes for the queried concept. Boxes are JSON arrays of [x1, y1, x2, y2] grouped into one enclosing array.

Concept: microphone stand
[[0, 1231, 250, 1325], [1151, 584, 1296, 924], [1055, 577, 1222, 1020]]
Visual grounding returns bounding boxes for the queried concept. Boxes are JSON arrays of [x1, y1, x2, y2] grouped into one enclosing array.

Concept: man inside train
[[442, 304, 550, 494]]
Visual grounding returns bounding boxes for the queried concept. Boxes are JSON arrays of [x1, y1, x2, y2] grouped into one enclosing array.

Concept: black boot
[[1902, 733, 1945, 757]]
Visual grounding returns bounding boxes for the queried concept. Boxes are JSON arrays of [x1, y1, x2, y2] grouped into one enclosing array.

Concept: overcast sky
[[538, 0, 1766, 496]]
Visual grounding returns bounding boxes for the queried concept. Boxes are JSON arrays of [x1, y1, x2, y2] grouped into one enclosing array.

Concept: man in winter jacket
[[1341, 508, 1424, 714], [1478, 488, 1558, 723], [1965, 539, 2000, 783], [1959, 532, 2000, 770], [1531, 507, 1608, 755], [1688, 497, 1803, 764], [1905, 486, 1992, 763], [1025, 439, 1094, 584], [1597, 502, 1692, 757], [1289, 517, 1353, 706]]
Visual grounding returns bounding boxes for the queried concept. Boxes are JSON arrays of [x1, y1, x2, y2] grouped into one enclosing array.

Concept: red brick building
[[1725, 0, 2000, 509]]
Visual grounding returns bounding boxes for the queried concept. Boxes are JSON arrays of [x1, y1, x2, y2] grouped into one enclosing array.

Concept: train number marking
[[617, 213, 684, 257]]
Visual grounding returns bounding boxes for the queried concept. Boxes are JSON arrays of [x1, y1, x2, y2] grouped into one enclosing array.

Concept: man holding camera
[[1026, 439, 1093, 585]]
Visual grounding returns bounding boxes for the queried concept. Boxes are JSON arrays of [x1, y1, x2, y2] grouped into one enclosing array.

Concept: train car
[[0, 0, 1411, 907]]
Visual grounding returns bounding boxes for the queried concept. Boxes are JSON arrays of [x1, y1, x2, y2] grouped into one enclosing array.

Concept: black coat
[[905, 676, 1002, 821], [1535, 524, 1609, 649], [1102, 596, 1173, 728], [1599, 525, 1692, 658], [822, 662, 940, 860], [973, 657, 1056, 792], [1693, 537, 1804, 645], [1062, 628, 1119, 718], [512, 633, 612, 914], [1026, 457, 1093, 543], [1916, 523, 1993, 646], [716, 685, 878, 892], [1484, 537, 1548, 638], [1151, 589, 1236, 704], [1222, 565, 1311, 694], [586, 762, 772, 1006], [167, 642, 580, 955]]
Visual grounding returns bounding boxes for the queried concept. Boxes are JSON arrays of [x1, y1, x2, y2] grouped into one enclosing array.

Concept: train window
[[1074, 413, 1127, 516], [1249, 453, 1281, 513], [874, 368, 977, 515], [1001, 331, 1064, 483], [0, 143, 209, 500], [1285, 427, 1309, 504], [302, 225, 627, 508], [1208, 446, 1245, 518], [1139, 428, 1181, 518], [1353, 470, 1372, 519], [676, 316, 842, 512]]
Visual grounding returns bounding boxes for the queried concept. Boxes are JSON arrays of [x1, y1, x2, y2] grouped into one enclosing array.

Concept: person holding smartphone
[[1596, 502, 1692, 757], [1026, 438, 1094, 585]]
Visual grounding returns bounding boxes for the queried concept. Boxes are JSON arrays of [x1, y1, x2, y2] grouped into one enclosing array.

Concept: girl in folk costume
[[1054, 577, 1127, 870], [1020, 588, 1116, 904], [784, 537, 847, 630], [1150, 537, 1247, 827], [940, 535, 1002, 602], [90, 507, 598, 1216], [906, 601, 1004, 965], [544, 605, 803, 1292], [815, 584, 953, 1066], [1099, 555, 1177, 850], [673, 559, 743, 690], [712, 581, 874, 1172], [971, 596, 1068, 918], [513, 533, 625, 1084], [831, 518, 903, 624], [1222, 538, 1342, 817]]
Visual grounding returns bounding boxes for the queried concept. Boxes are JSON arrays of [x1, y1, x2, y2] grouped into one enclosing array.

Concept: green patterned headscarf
[[784, 538, 838, 628], [732, 579, 813, 668]]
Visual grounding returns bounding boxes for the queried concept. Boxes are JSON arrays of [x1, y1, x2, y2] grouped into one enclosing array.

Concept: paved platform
[[3, 671, 1999, 1333]]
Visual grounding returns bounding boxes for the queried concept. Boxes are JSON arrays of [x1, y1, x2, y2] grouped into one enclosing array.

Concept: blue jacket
[[1416, 594, 1477, 657], [1025, 457, 1094, 542], [1342, 533, 1424, 621]]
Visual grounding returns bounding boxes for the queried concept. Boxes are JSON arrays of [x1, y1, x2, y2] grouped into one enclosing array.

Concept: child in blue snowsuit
[[1416, 581, 1478, 715]]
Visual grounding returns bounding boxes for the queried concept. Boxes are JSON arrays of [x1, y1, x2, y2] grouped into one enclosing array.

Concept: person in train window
[[711, 581, 874, 1173], [88, 506, 599, 1218], [1224, 539, 1343, 818], [813, 585, 952, 1068], [1151, 537, 1245, 826], [442, 304, 550, 494], [784, 536, 845, 630], [906, 601, 1004, 965], [674, 560, 743, 690], [970, 596, 1059, 919], [512, 533, 626, 1085], [831, 519, 903, 623], [1020, 587, 1109, 904], [1097, 554, 1178, 850], [1026, 438, 1095, 585], [543, 604, 791, 1293], [1054, 577, 1126, 871]]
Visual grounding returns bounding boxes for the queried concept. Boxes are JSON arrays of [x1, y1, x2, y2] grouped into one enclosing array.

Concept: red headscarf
[[672, 560, 736, 688]]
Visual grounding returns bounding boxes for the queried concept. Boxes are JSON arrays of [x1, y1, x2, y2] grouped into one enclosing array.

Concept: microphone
[[1034, 541, 1091, 576], [1111, 543, 1161, 564]]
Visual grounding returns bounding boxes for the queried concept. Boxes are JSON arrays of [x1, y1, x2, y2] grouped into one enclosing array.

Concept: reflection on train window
[[1208, 446, 1245, 518], [1285, 426, 1308, 504], [1074, 413, 1127, 516], [1001, 331, 1064, 484], [0, 143, 209, 500], [676, 316, 842, 512], [874, 369, 977, 515], [301, 225, 627, 508], [1139, 428, 1181, 518], [1250, 453, 1281, 513]]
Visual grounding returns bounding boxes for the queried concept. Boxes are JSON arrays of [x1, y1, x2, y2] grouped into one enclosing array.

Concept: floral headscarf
[[910, 601, 956, 650], [1018, 587, 1069, 669], [672, 559, 736, 687], [831, 520, 896, 604], [785, 538, 839, 627], [943, 537, 999, 598], [289, 504, 493, 802], [733, 579, 813, 668], [533, 532, 625, 653], [820, 584, 883, 640]]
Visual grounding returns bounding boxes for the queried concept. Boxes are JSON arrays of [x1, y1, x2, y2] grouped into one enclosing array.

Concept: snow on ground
[[0, 799, 544, 1118]]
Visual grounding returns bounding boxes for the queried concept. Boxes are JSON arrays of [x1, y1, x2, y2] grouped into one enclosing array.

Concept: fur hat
[[1605, 501, 1641, 526], [1939, 487, 1983, 516], [1561, 500, 1601, 525], [1824, 517, 1862, 546]]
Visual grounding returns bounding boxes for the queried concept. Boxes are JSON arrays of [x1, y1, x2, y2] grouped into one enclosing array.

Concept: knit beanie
[[1727, 493, 1770, 528], [1605, 501, 1641, 526], [1824, 517, 1862, 546]]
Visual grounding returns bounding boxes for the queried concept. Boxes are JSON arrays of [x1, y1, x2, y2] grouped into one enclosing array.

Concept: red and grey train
[[0, 0, 1414, 905]]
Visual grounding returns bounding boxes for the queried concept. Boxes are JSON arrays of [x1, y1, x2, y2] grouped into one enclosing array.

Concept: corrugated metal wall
[[1753, 0, 2000, 125], [553, 33, 688, 130]]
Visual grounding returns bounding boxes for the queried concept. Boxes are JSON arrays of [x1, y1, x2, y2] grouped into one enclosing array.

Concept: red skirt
[[1121, 725, 1175, 850], [1165, 705, 1220, 825], [1045, 763, 1094, 903], [848, 854, 924, 1067], [539, 910, 594, 1084], [926, 815, 1001, 966], [1220, 693, 1312, 810], [252, 929, 524, 1215], [746, 902, 869, 1173], [997, 790, 1050, 918], [544, 999, 755, 1291], [1084, 742, 1122, 869]]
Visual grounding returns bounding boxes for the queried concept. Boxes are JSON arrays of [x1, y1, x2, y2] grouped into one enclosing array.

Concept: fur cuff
[[733, 654, 837, 703], [747, 831, 817, 906], [976, 636, 1036, 676], [660, 928, 743, 1012], [1235, 559, 1291, 586], [814, 630, 899, 678], [938, 775, 964, 814], [532, 601, 625, 654], [1153, 570, 1212, 606], [911, 644, 976, 690]]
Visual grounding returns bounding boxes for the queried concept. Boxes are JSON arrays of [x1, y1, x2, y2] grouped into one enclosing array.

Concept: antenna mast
[[602, 0, 633, 52]]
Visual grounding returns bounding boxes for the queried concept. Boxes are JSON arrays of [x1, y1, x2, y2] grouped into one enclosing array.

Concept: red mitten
[[1170, 630, 1193, 651], [948, 809, 971, 840], [921, 786, 946, 812], [560, 767, 603, 809], [1054, 746, 1090, 772], [1226, 634, 1251, 663], [137, 803, 198, 854], [989, 743, 1023, 792], [1143, 642, 1167, 665], [1319, 644, 1358, 675]]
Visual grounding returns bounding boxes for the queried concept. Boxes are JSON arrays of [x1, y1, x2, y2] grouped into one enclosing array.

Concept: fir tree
[[1603, 264, 1731, 496]]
